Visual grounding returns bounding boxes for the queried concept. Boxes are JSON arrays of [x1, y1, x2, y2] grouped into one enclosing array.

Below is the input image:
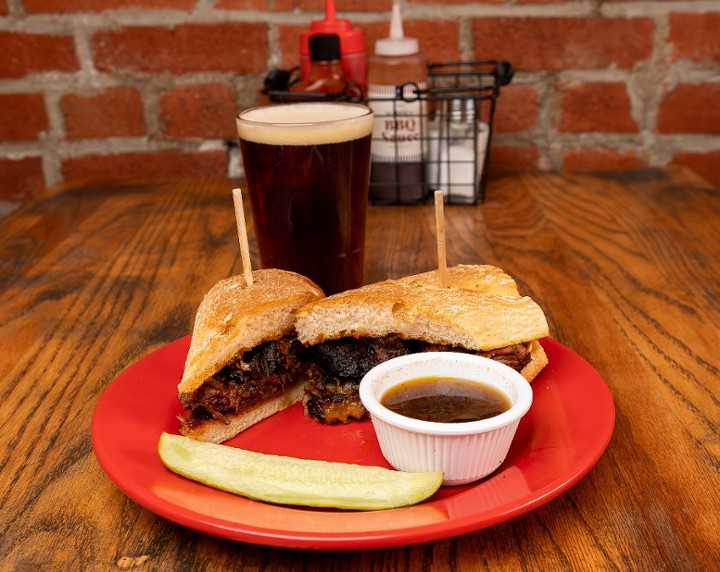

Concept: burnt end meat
[[301, 335, 409, 424], [181, 331, 535, 428], [306, 335, 409, 380], [180, 335, 305, 428], [414, 340, 532, 372], [303, 336, 533, 424], [478, 343, 532, 370], [302, 365, 366, 424]]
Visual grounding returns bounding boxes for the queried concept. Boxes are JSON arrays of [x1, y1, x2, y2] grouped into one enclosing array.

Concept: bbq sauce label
[[368, 83, 427, 163]]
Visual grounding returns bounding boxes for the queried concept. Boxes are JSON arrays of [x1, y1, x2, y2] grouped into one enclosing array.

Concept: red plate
[[91, 337, 614, 549]]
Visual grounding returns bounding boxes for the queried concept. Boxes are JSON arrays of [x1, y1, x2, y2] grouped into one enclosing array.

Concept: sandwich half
[[295, 264, 549, 424], [177, 268, 324, 443]]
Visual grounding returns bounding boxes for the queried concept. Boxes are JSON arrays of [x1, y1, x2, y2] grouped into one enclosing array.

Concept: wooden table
[[1, 168, 718, 570]]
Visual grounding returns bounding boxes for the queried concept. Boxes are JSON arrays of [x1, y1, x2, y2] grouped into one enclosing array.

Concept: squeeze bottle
[[367, 2, 428, 203], [299, 0, 367, 89]]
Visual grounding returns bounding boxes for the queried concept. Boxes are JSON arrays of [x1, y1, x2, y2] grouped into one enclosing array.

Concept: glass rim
[[236, 102, 373, 127]]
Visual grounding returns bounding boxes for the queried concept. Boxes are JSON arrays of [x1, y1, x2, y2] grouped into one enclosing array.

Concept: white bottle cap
[[375, 3, 419, 57]]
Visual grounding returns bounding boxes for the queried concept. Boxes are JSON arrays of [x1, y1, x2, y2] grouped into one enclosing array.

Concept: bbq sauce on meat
[[382, 376, 511, 423], [180, 335, 306, 428]]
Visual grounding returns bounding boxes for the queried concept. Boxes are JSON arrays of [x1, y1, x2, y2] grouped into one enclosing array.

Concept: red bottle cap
[[300, 0, 365, 58]]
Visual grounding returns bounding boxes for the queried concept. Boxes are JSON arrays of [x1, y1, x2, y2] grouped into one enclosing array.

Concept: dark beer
[[237, 103, 373, 295]]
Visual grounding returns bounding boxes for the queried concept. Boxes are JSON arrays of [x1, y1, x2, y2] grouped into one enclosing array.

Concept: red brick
[[0, 157, 46, 202], [321, 0, 389, 9], [668, 13, 720, 64], [563, 149, 647, 171], [472, 17, 653, 71], [159, 83, 238, 139], [23, 0, 195, 13], [61, 150, 227, 183], [0, 32, 79, 78], [672, 151, 720, 189], [219, 0, 388, 9], [0, 0, 8, 15], [277, 24, 307, 69], [487, 145, 542, 174], [558, 81, 637, 133], [61, 87, 145, 141], [494, 84, 538, 133], [657, 83, 720, 134], [367, 20, 461, 63], [0, 93, 49, 142], [216, 0, 272, 8], [411, 0, 504, 4], [91, 23, 268, 75], [414, 0, 575, 3]]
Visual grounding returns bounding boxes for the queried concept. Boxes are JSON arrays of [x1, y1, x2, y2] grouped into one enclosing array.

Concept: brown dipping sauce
[[381, 376, 511, 423]]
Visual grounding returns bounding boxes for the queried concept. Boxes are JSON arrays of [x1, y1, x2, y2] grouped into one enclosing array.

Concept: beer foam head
[[237, 103, 373, 146]]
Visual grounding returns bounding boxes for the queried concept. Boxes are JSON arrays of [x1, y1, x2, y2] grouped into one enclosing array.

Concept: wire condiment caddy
[[262, 59, 514, 204]]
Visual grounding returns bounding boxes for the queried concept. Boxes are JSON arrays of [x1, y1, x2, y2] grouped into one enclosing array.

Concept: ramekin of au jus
[[359, 352, 533, 485]]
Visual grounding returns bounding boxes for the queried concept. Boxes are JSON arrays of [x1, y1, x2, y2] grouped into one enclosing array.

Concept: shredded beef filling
[[303, 335, 532, 425], [180, 335, 305, 429], [180, 332, 533, 428]]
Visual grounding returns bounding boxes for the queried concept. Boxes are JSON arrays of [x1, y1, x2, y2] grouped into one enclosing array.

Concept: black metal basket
[[262, 60, 514, 205]]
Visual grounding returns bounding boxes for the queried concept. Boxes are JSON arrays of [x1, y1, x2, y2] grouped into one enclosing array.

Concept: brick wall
[[1, 0, 719, 209]]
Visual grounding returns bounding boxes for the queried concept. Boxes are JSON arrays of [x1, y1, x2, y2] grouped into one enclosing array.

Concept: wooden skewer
[[434, 190, 449, 288], [231, 188, 254, 288]]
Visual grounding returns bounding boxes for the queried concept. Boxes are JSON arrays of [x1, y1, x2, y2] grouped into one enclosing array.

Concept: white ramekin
[[359, 352, 533, 485]]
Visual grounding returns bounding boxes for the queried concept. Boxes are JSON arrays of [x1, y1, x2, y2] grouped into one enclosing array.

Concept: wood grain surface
[[1, 169, 718, 571]]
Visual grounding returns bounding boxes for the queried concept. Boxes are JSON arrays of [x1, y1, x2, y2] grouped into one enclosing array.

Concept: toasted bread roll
[[295, 265, 550, 424], [177, 269, 324, 442]]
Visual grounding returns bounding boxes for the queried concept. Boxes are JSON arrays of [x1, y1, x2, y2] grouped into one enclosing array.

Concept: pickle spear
[[158, 432, 443, 511]]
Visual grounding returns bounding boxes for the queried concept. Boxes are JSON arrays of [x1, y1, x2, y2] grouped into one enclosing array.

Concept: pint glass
[[236, 103, 373, 295]]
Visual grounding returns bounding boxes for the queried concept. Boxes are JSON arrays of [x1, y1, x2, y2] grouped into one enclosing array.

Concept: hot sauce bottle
[[299, 0, 367, 90], [291, 34, 348, 97]]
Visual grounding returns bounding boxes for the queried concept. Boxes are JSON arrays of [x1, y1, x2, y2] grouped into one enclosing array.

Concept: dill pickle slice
[[158, 432, 443, 511]]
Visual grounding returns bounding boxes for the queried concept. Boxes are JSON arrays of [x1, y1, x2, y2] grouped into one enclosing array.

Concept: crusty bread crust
[[403, 264, 521, 297], [179, 269, 324, 395], [296, 265, 549, 352], [521, 340, 548, 383], [179, 381, 306, 443]]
